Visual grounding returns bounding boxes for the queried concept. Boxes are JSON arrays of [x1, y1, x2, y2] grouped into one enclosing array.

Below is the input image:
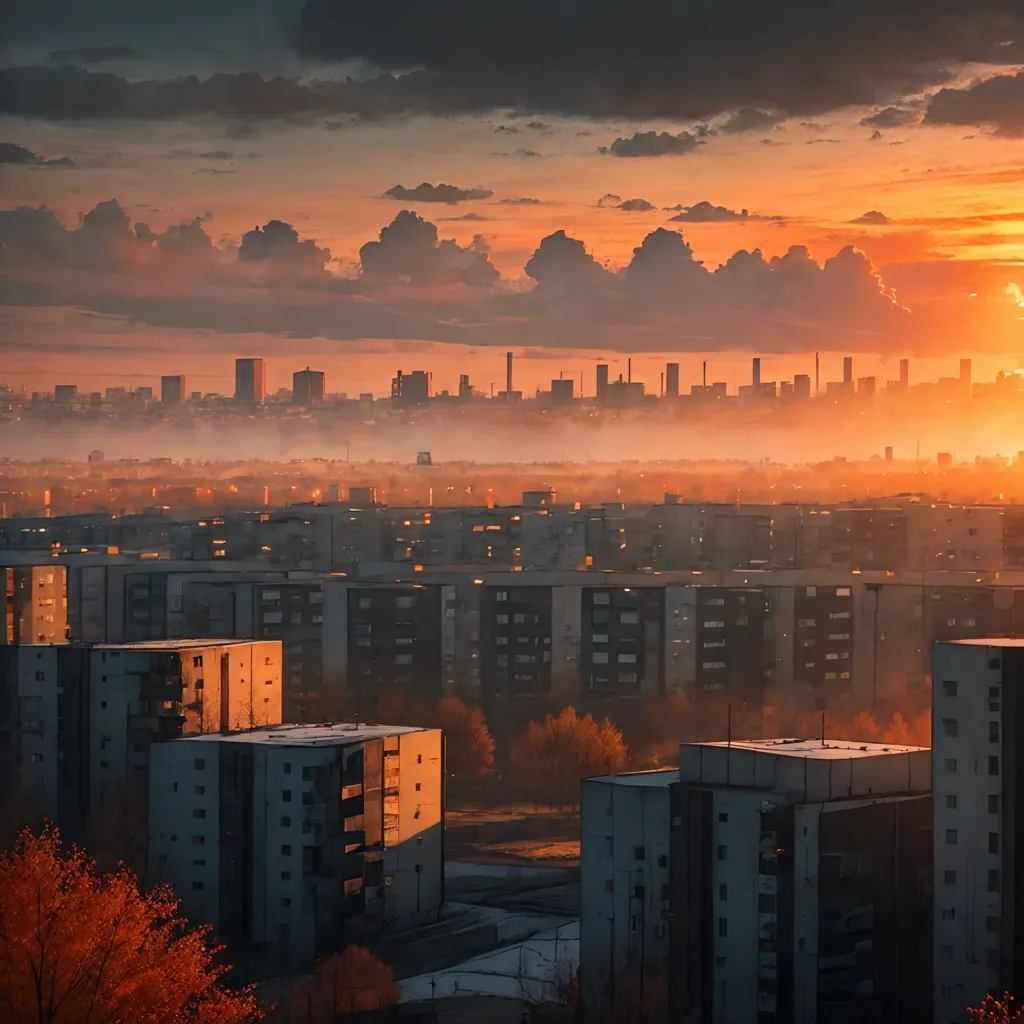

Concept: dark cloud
[[924, 71, 1024, 137], [497, 197, 542, 205], [48, 44, 145, 64], [238, 219, 331, 270], [524, 230, 608, 290], [667, 201, 780, 223], [600, 131, 704, 158], [598, 195, 656, 212], [490, 148, 544, 158], [198, 149, 234, 160], [869, 129, 883, 140], [851, 210, 891, 225], [0, 142, 74, 167], [441, 212, 489, 222], [383, 183, 494, 205], [359, 210, 499, 286], [860, 106, 919, 129], [192, 167, 237, 175], [719, 108, 785, 133], [296, 0, 1024, 121]]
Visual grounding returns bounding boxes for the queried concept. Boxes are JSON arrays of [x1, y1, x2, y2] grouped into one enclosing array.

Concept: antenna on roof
[[821, 709, 826, 747]]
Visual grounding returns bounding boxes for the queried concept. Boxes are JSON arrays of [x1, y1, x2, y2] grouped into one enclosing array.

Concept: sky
[[3, 0, 1024, 396]]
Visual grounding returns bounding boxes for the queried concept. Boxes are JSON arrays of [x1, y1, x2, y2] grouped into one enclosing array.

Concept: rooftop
[[94, 639, 269, 650], [588, 769, 679, 787], [176, 722, 433, 745], [940, 638, 1024, 647], [693, 738, 926, 759]]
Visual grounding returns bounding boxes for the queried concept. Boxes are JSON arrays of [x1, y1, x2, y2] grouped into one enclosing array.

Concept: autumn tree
[[436, 697, 495, 780], [511, 707, 627, 808], [283, 945, 398, 1022], [0, 827, 260, 1024], [970, 993, 1023, 1022]]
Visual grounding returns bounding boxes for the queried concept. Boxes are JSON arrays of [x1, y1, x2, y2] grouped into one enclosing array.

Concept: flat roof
[[177, 722, 432, 745], [588, 769, 679, 787], [940, 638, 1024, 647], [94, 639, 268, 650], [693, 738, 926, 759]]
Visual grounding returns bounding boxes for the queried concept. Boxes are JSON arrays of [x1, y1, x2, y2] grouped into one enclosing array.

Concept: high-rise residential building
[[160, 375, 186, 404], [843, 356, 853, 385], [666, 362, 680, 398], [793, 374, 812, 400], [390, 369, 430, 405], [2, 565, 67, 645], [596, 364, 610, 404], [148, 723, 443, 967], [54, 384, 77, 403], [932, 639, 1024, 1023], [235, 357, 267, 404], [292, 367, 326, 405], [667, 739, 932, 1024]]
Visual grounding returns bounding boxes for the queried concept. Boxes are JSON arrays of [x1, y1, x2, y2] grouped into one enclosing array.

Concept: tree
[[284, 946, 398, 1021], [436, 697, 495, 779], [970, 994, 1023, 1022], [0, 827, 260, 1024], [511, 707, 627, 808]]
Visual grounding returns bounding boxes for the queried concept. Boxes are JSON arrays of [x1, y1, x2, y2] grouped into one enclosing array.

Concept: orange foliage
[[511, 707, 627, 807], [436, 697, 495, 779], [0, 827, 260, 1024], [284, 945, 398, 1021], [970, 993, 1023, 1023]]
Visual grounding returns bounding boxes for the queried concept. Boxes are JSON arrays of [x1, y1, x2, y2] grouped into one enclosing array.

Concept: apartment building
[[580, 769, 677, 1015], [0, 639, 282, 825], [148, 723, 442, 967], [2, 564, 67, 644], [669, 739, 932, 1024], [931, 639, 1024, 1024]]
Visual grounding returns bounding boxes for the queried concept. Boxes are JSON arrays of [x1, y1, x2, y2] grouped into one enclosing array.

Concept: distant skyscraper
[[900, 358, 910, 388], [596, 364, 609, 404], [793, 374, 812, 400], [665, 362, 680, 398], [292, 367, 325, 405], [160, 375, 185, 404], [843, 355, 853, 385], [235, 358, 266, 404], [752, 357, 761, 387]]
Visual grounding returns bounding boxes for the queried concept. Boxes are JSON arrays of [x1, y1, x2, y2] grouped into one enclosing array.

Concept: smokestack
[[703, 360, 707, 388], [506, 351, 513, 394], [752, 357, 761, 387], [815, 352, 819, 394], [843, 356, 853, 385], [660, 371, 664, 396], [900, 358, 909, 388], [628, 358, 632, 384]]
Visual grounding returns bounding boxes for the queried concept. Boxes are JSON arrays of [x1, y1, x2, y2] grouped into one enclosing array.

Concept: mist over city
[[4, 3, 1024, 1023]]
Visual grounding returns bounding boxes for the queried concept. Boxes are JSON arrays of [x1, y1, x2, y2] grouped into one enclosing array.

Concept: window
[[280, 897, 292, 907], [989, 755, 1000, 776], [634, 846, 646, 861], [34, 671, 45, 681], [592, 652, 609, 664], [989, 795, 1000, 814], [417, 754, 423, 764], [989, 833, 999, 854], [758, 894, 776, 913], [717, 845, 727, 861], [988, 870, 1000, 893], [192, 859, 205, 867], [944, 759, 957, 773], [192, 809, 206, 819], [718, 917, 728, 938], [192, 881, 205, 891], [990, 721, 1000, 743], [415, 782, 422, 792], [617, 653, 637, 664], [281, 844, 292, 856], [194, 758, 205, 770], [942, 719, 958, 738], [942, 909, 955, 920], [281, 790, 292, 802], [593, 592, 610, 605], [658, 854, 668, 868], [302, 766, 312, 781], [944, 870, 957, 885], [190, 835, 205, 845], [302, 791, 314, 806], [280, 871, 291, 881], [946, 795, 957, 809], [604, 879, 613, 893], [718, 812, 728, 822], [280, 816, 291, 827], [719, 883, 728, 901], [987, 916, 1001, 932], [940, 946, 953, 962], [945, 829, 958, 845], [394, 654, 413, 665]]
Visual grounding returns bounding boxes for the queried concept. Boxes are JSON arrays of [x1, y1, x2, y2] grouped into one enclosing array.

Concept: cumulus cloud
[[924, 71, 1024, 137], [0, 142, 74, 167], [600, 131, 704, 158], [238, 220, 331, 271], [860, 106, 918, 129], [524, 230, 608, 290], [383, 183, 494, 205], [441, 212, 489, 221], [667, 201, 779, 223], [598, 195, 656, 212], [719, 108, 785, 133], [359, 210, 499, 286], [850, 210, 891, 225]]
